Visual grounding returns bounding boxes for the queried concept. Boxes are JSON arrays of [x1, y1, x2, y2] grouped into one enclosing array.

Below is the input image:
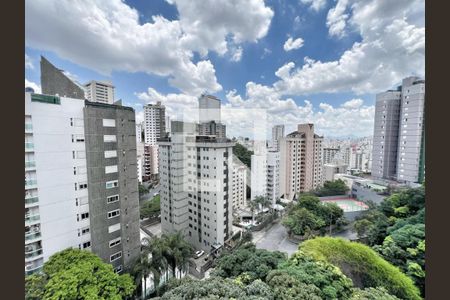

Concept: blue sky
[[25, 0, 425, 138]]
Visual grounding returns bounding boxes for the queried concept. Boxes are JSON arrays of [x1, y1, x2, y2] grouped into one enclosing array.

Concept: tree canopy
[[233, 143, 253, 168], [212, 243, 287, 281], [282, 195, 345, 236], [25, 248, 135, 300], [300, 237, 421, 300], [313, 179, 349, 196], [140, 194, 161, 219]]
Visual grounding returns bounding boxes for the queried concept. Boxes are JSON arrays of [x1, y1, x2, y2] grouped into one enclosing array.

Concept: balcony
[[25, 123, 33, 133], [25, 231, 41, 242], [25, 196, 39, 206], [25, 259, 43, 276], [25, 179, 38, 190], [25, 161, 36, 171], [25, 214, 40, 226], [25, 248, 43, 260], [25, 142, 34, 152]]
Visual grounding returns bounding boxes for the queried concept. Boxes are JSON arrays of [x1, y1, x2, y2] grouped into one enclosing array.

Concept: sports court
[[321, 197, 369, 212]]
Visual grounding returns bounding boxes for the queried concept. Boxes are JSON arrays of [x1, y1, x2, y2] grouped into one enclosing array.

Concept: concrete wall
[[84, 103, 140, 270]]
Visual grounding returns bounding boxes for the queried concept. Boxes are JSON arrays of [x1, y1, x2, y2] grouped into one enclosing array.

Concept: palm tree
[[247, 198, 258, 224], [131, 254, 151, 300], [254, 196, 272, 213], [163, 232, 194, 279], [141, 236, 169, 297]]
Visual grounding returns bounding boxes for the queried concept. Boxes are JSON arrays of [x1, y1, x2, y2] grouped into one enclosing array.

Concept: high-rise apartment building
[[266, 151, 280, 206], [84, 80, 115, 104], [144, 101, 166, 178], [396, 77, 425, 183], [280, 124, 323, 200], [232, 163, 247, 210], [198, 94, 226, 138], [271, 125, 285, 151], [323, 163, 348, 182], [158, 121, 234, 252], [323, 147, 340, 164], [25, 92, 140, 275], [371, 76, 425, 184], [251, 141, 267, 202]]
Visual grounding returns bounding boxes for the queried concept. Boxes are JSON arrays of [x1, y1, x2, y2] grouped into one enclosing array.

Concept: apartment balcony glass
[[25, 179, 38, 189], [25, 231, 41, 242], [25, 123, 33, 132], [25, 248, 43, 260], [25, 196, 39, 205], [25, 161, 36, 170], [25, 142, 34, 151], [25, 259, 43, 276], [25, 214, 40, 225]]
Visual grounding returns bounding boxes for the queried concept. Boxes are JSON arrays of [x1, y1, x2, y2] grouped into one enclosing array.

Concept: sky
[[25, 0, 425, 138]]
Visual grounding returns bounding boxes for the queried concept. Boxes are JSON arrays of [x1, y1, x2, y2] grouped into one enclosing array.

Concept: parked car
[[195, 250, 205, 258]]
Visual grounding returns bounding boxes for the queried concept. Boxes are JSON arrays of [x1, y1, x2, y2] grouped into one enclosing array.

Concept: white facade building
[[232, 163, 247, 210], [266, 151, 280, 206], [84, 80, 115, 104], [251, 141, 267, 202]]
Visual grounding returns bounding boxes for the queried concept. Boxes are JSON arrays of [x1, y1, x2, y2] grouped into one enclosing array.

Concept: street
[[252, 221, 299, 257], [139, 184, 160, 206]]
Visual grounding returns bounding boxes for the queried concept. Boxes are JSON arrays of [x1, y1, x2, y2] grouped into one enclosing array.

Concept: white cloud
[[283, 37, 305, 51], [261, 47, 272, 59], [26, 0, 273, 96], [225, 84, 374, 137], [326, 0, 349, 38], [230, 46, 243, 62], [300, 0, 327, 12], [273, 0, 424, 95], [25, 79, 41, 93], [25, 54, 34, 69], [167, 0, 274, 56]]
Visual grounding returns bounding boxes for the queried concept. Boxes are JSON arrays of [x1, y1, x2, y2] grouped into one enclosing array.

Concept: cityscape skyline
[[25, 0, 424, 138]]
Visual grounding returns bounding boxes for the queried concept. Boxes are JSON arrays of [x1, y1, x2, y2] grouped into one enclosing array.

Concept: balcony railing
[[25, 214, 40, 225], [25, 161, 36, 169], [25, 142, 34, 151], [25, 179, 38, 189], [25, 196, 39, 205], [25, 124, 33, 132], [25, 232, 41, 242], [25, 248, 43, 259], [25, 261, 43, 276]]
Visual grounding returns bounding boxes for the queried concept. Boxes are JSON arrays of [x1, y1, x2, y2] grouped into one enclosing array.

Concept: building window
[[114, 265, 123, 274], [107, 209, 120, 219], [105, 150, 117, 158], [110, 251, 122, 262], [104, 135, 117, 142], [78, 183, 88, 190], [108, 223, 121, 233], [81, 227, 90, 235], [109, 237, 122, 248], [105, 165, 118, 174], [82, 241, 91, 249], [106, 180, 119, 189], [102, 119, 116, 127], [107, 195, 120, 204], [80, 212, 89, 220]]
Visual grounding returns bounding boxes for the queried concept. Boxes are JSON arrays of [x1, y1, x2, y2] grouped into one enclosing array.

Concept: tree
[[163, 232, 194, 279], [233, 143, 253, 168], [350, 287, 400, 299], [247, 198, 259, 224], [314, 179, 349, 196], [25, 248, 135, 300], [131, 254, 152, 300], [265, 270, 323, 300], [140, 194, 161, 219], [141, 236, 169, 296], [276, 251, 354, 300], [158, 277, 274, 300], [254, 195, 272, 212], [139, 183, 149, 195], [353, 219, 372, 239], [300, 237, 421, 300], [212, 243, 287, 281]]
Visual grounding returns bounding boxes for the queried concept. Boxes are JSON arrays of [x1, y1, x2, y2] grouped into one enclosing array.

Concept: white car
[[195, 250, 205, 258]]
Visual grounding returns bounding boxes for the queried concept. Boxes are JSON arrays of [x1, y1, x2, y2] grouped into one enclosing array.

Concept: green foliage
[[282, 195, 344, 237], [277, 250, 354, 300], [25, 274, 46, 300], [380, 186, 425, 218], [212, 243, 287, 281], [300, 237, 421, 300], [265, 269, 323, 300], [139, 183, 149, 195], [233, 143, 253, 168], [353, 219, 372, 238], [314, 179, 349, 196], [159, 277, 274, 300], [25, 248, 135, 300], [350, 287, 400, 299], [140, 194, 161, 219]]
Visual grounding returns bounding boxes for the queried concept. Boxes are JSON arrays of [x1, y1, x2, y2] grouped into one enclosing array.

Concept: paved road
[[139, 184, 160, 205], [253, 222, 299, 257]]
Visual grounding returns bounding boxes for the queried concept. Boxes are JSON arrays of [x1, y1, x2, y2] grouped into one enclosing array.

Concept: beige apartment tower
[[280, 124, 323, 200]]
